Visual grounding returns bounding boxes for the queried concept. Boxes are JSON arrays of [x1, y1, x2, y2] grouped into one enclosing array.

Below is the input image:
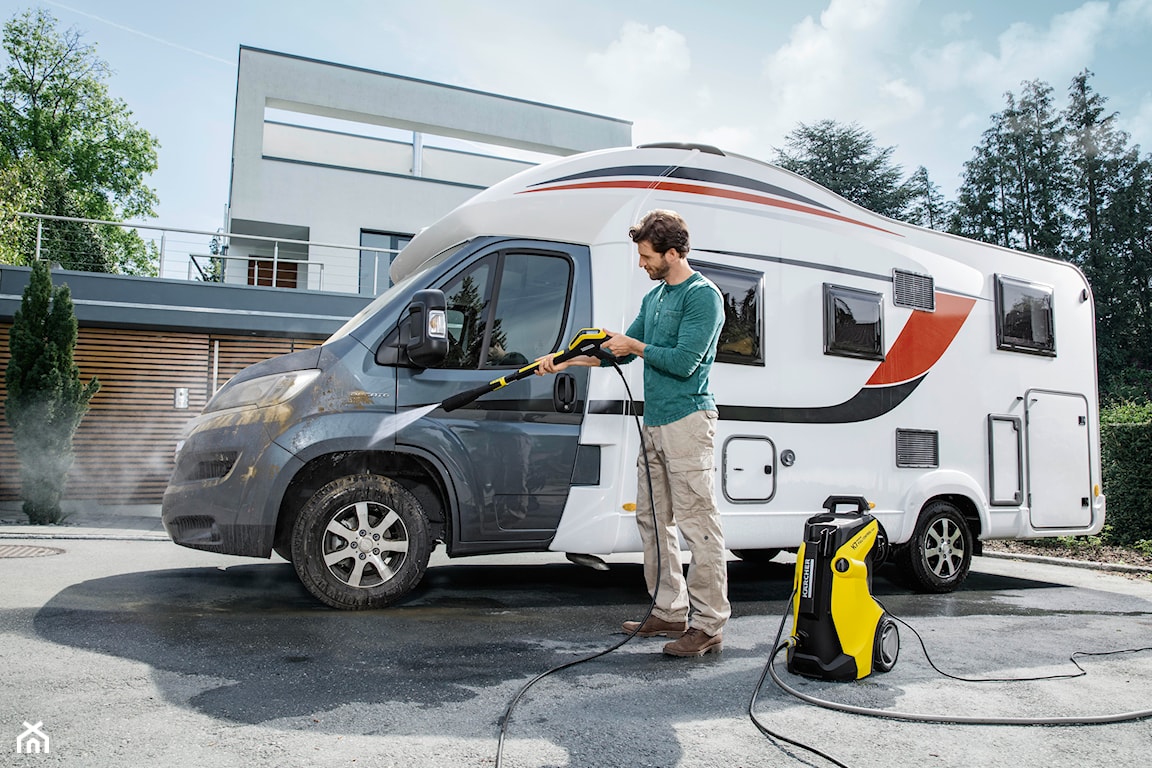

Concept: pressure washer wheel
[[873, 614, 900, 673], [291, 474, 431, 610]]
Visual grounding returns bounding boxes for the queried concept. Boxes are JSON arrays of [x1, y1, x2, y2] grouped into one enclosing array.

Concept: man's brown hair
[[628, 209, 690, 257]]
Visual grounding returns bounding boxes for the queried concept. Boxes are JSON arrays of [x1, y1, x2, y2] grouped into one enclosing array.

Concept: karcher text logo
[[15, 721, 50, 754], [800, 558, 814, 599]]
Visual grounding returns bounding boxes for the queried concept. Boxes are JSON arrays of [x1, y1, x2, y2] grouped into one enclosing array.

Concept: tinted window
[[824, 284, 884, 361], [436, 251, 572, 370], [439, 256, 495, 369], [696, 263, 764, 366], [486, 253, 572, 367], [996, 275, 1055, 356]]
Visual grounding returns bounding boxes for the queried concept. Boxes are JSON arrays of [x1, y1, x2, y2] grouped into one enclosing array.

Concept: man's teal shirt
[[612, 270, 724, 427]]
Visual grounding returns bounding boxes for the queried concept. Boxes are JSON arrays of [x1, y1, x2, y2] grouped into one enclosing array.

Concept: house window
[[360, 230, 413, 296], [995, 275, 1055, 356], [696, 263, 764, 366], [824, 283, 884, 361], [248, 259, 299, 288]]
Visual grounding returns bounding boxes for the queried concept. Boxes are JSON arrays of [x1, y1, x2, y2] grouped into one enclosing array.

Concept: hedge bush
[[1099, 401, 1152, 546]]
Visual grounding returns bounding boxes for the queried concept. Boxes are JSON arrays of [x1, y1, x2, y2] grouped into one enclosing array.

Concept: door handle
[[553, 373, 577, 413]]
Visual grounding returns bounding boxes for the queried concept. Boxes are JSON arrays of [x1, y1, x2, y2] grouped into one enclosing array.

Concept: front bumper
[[162, 411, 302, 558]]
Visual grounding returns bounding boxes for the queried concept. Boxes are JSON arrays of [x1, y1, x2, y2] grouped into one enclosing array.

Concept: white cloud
[[914, 2, 1111, 99], [586, 22, 693, 102], [760, 0, 925, 133]]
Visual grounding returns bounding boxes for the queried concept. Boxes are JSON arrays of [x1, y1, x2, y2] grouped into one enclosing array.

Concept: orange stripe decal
[[866, 293, 976, 386], [519, 179, 901, 236]]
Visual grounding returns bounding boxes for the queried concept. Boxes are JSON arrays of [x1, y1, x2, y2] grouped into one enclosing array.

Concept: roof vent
[[637, 142, 725, 156]]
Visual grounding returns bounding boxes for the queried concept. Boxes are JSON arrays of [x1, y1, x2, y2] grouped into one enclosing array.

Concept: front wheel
[[291, 475, 431, 610], [898, 500, 973, 593]]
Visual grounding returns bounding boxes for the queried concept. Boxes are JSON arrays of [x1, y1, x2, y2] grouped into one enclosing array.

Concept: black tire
[[731, 548, 782, 565], [872, 614, 899, 673], [291, 474, 431, 610], [899, 500, 973, 593]]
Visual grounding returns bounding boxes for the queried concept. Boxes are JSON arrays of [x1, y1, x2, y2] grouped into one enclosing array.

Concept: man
[[537, 209, 729, 657]]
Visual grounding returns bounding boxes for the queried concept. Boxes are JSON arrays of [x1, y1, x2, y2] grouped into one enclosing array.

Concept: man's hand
[[602, 333, 644, 359]]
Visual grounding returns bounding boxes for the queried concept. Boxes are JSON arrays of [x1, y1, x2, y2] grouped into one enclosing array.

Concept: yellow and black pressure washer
[[787, 495, 900, 682]]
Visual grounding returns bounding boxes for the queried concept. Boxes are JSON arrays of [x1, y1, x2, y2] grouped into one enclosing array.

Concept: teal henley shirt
[[612, 270, 724, 427]]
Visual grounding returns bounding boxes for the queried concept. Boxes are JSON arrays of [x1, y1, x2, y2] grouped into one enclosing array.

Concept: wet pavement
[[1, 509, 1150, 768]]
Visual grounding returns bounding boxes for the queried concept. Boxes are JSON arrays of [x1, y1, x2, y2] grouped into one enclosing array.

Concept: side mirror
[[403, 289, 449, 368]]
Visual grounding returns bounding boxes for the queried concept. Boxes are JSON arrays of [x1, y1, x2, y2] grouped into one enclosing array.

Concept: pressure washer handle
[[821, 495, 871, 515], [440, 328, 611, 412]]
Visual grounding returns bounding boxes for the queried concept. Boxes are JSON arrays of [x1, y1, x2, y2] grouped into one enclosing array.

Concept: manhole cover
[[0, 544, 65, 559]]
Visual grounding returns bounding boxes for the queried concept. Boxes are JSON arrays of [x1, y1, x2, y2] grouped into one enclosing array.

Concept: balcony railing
[[11, 212, 399, 295]]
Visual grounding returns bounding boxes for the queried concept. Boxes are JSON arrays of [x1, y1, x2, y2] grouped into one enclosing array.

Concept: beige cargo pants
[[634, 409, 731, 635]]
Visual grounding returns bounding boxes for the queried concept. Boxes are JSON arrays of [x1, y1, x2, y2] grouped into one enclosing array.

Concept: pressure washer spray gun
[[440, 328, 613, 413]]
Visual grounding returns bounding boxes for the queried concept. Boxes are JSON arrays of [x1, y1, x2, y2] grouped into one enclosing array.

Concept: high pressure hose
[[748, 592, 1152, 768], [494, 357, 662, 768]]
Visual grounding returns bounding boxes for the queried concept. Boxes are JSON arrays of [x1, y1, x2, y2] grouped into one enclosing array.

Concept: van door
[[1026, 389, 1093, 529], [395, 240, 591, 548]]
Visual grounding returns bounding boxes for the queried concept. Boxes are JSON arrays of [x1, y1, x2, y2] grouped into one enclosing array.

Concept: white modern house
[[224, 47, 633, 296]]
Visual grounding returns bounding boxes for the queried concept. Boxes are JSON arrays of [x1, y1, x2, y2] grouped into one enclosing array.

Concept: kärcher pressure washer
[[787, 495, 900, 681]]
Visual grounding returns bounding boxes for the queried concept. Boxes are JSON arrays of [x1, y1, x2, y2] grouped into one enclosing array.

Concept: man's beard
[[646, 259, 670, 281]]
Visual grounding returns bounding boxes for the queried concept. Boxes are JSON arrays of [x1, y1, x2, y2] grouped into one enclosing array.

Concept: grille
[[893, 270, 935, 311], [172, 515, 221, 544], [896, 429, 939, 468]]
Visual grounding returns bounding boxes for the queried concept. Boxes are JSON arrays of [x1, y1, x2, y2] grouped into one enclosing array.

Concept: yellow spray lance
[[440, 328, 612, 412]]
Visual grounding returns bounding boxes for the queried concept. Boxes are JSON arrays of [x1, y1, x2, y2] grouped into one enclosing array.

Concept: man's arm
[[640, 285, 723, 379]]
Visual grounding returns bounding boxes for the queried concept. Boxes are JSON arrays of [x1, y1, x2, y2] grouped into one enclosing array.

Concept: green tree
[[774, 120, 910, 218], [4, 260, 100, 523], [951, 81, 1068, 257], [902, 165, 951, 230], [0, 8, 159, 274]]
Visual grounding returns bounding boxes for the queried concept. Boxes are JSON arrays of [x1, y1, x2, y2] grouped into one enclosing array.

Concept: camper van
[[162, 143, 1104, 610]]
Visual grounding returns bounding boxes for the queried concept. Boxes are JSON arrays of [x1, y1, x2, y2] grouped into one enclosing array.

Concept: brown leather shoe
[[622, 616, 687, 638], [662, 627, 722, 657]]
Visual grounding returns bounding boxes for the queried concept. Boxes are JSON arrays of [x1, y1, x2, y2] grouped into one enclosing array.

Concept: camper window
[[696, 263, 764, 366], [823, 284, 884, 361], [995, 275, 1055, 356]]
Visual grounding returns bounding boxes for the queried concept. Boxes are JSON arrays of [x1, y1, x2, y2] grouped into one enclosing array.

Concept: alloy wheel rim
[[924, 517, 965, 579], [322, 500, 410, 588]]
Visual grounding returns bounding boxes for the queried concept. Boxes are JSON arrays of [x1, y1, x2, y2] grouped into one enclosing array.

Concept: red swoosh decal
[[518, 179, 901, 236], [867, 293, 976, 386]]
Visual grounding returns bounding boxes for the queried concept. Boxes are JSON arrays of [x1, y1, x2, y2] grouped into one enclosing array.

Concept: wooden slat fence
[[0, 324, 322, 504]]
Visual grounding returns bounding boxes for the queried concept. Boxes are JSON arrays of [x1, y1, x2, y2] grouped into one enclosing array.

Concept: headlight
[[203, 369, 321, 414]]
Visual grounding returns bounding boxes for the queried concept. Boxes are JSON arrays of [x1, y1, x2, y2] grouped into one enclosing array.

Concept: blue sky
[[3, 0, 1151, 235]]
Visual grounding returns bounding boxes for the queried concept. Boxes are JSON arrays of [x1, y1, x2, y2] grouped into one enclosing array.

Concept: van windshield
[[326, 241, 470, 343]]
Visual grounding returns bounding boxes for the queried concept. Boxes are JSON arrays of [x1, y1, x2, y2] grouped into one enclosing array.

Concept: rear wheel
[[291, 474, 431, 609], [898, 500, 973, 593]]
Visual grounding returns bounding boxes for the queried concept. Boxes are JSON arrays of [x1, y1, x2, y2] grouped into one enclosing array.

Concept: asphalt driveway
[[2, 541, 1150, 767]]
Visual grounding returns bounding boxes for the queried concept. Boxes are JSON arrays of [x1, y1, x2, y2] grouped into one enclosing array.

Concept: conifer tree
[[4, 260, 99, 523]]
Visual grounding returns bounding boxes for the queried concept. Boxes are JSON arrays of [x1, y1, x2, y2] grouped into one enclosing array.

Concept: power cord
[[749, 591, 1152, 768], [494, 357, 662, 767]]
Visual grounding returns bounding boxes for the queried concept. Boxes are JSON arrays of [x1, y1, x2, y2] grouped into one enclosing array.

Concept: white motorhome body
[[394, 143, 1104, 581], [163, 143, 1103, 607]]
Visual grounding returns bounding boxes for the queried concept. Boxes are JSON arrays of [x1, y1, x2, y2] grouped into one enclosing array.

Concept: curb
[[982, 549, 1152, 575], [0, 530, 169, 542]]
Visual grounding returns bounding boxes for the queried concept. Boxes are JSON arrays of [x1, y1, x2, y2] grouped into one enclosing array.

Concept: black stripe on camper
[[528, 165, 836, 212], [587, 375, 926, 424]]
